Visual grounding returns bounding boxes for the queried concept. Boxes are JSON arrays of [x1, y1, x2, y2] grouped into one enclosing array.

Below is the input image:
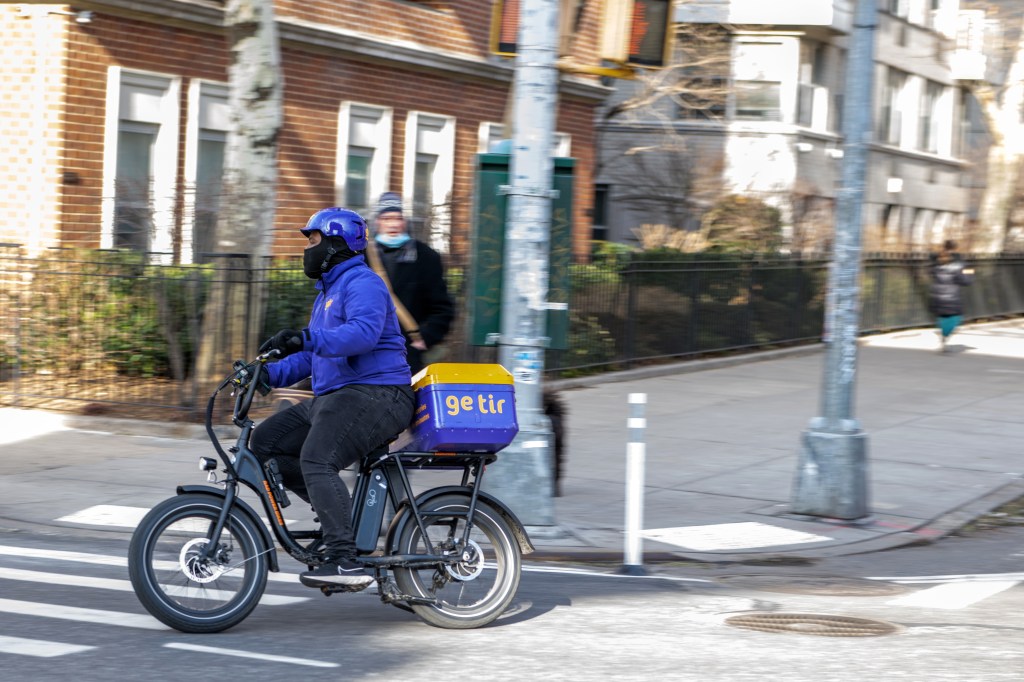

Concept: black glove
[[231, 361, 272, 395], [259, 328, 307, 358]]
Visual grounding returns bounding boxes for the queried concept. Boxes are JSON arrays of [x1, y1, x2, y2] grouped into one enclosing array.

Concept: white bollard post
[[622, 392, 646, 575]]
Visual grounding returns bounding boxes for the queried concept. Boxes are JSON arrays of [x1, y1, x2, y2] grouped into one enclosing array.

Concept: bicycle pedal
[[318, 583, 372, 596]]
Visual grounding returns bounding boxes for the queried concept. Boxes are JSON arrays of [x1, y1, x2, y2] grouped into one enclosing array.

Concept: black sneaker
[[299, 557, 374, 590]]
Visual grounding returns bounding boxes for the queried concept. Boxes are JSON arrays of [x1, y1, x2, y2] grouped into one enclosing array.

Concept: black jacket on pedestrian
[[928, 253, 972, 316], [377, 238, 455, 372]]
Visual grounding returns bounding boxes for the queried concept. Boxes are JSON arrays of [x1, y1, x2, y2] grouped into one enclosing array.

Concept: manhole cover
[[725, 613, 900, 637], [715, 574, 907, 597]]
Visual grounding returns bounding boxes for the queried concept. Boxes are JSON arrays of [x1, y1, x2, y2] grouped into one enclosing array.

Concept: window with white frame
[[477, 122, 572, 156], [887, 0, 952, 28], [183, 81, 228, 263], [918, 80, 944, 153], [733, 39, 790, 122], [114, 121, 157, 251], [925, 0, 939, 30], [888, 0, 909, 18], [403, 112, 455, 249], [831, 48, 847, 133], [955, 88, 971, 157], [336, 103, 393, 217], [878, 67, 908, 146], [797, 41, 829, 130], [413, 151, 438, 219], [104, 69, 180, 256], [345, 147, 372, 211]]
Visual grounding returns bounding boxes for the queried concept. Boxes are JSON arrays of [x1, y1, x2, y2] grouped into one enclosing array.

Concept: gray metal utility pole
[[483, 0, 561, 528], [792, 0, 877, 519]]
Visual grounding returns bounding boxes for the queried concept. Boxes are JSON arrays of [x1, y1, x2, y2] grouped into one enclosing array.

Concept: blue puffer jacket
[[267, 255, 410, 395]]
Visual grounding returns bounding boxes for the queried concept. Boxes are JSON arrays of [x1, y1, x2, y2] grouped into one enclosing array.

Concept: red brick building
[[0, 1, 607, 261]]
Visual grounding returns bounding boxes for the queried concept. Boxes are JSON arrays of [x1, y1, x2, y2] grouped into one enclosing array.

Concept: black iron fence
[[1, 246, 1022, 415]]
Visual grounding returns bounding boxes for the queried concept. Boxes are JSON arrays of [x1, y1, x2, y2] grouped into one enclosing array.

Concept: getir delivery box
[[396, 363, 518, 453]]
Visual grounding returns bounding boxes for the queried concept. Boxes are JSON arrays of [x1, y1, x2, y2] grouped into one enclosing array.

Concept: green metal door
[[468, 153, 573, 349]]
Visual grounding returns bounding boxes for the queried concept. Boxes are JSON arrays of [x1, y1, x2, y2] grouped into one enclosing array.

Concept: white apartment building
[[595, 0, 982, 251]]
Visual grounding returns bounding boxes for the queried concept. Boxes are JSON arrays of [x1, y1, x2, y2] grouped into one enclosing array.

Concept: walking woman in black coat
[[928, 239, 974, 352]]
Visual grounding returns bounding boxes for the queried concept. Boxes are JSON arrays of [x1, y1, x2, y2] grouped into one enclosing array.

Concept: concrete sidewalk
[[0, 319, 1022, 566]]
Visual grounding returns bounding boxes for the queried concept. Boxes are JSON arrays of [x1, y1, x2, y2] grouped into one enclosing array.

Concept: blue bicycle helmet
[[300, 207, 368, 252]]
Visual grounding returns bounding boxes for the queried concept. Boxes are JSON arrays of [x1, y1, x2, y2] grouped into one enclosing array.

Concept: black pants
[[251, 383, 414, 560]]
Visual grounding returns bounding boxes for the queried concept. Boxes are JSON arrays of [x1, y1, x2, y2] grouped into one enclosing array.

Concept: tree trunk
[[195, 0, 282, 388], [972, 15, 1024, 254], [973, 78, 1022, 253], [977, 145, 1018, 252]]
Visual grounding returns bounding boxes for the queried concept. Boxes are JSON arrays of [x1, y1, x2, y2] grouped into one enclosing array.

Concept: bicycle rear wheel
[[128, 494, 269, 633], [391, 494, 521, 629]]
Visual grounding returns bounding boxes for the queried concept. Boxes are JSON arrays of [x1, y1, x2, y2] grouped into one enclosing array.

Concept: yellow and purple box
[[396, 363, 519, 453]]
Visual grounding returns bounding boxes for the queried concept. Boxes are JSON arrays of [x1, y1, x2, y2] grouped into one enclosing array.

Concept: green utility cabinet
[[468, 153, 573, 349]]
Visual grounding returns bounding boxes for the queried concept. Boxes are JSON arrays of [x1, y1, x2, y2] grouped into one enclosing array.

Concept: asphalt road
[[1, 523, 1022, 681]]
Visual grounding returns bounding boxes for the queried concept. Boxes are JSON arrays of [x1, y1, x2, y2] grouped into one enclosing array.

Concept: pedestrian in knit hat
[[376, 191, 404, 217], [369, 192, 454, 374]]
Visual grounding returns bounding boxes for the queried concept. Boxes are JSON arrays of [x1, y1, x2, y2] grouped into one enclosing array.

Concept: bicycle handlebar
[[205, 350, 282, 469], [207, 349, 281, 426], [232, 349, 280, 424]]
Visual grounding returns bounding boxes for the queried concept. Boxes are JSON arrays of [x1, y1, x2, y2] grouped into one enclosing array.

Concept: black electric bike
[[127, 352, 533, 632]]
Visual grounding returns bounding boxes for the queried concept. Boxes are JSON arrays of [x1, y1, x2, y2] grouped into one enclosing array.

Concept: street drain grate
[[715, 575, 907, 597], [725, 613, 900, 637]]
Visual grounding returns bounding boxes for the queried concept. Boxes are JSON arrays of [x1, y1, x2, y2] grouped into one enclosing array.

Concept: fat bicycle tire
[[128, 494, 269, 633], [391, 494, 522, 629]]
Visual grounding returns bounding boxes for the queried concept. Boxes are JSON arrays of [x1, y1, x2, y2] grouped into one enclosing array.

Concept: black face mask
[[303, 238, 332, 279], [303, 236, 356, 280]]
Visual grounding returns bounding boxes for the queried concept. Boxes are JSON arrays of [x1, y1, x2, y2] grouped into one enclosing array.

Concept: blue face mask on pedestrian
[[375, 233, 411, 248]]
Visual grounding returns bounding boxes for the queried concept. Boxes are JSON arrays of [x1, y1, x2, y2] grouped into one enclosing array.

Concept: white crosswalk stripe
[[0, 540, 316, 658], [0, 598, 169, 631], [884, 580, 1021, 609], [869, 571, 1024, 584], [164, 642, 339, 668], [55, 504, 303, 533], [0, 566, 306, 605], [0, 635, 94, 658], [868, 572, 1024, 609], [0, 543, 303, 583]]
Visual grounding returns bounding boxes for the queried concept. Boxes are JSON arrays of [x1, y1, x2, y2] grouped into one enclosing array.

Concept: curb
[[63, 414, 235, 441], [523, 476, 1024, 566], [547, 343, 823, 392]]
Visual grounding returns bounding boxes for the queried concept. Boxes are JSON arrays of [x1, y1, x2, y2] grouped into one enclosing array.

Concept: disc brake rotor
[[180, 538, 229, 583], [444, 538, 485, 581]]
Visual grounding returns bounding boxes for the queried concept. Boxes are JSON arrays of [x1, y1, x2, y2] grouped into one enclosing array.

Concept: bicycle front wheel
[[392, 494, 522, 629], [128, 494, 269, 633]]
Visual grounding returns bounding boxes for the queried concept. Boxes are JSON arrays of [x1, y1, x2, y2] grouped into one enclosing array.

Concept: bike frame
[[353, 449, 500, 569], [190, 355, 530, 578]]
